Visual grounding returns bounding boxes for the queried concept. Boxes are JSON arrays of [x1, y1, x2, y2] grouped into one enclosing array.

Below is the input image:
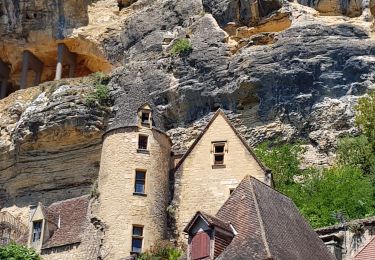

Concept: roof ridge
[[250, 177, 272, 259], [249, 176, 293, 201], [48, 195, 90, 208]]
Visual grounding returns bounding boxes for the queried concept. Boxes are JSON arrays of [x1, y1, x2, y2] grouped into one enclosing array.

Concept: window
[[134, 171, 146, 194], [131, 226, 143, 254], [229, 188, 235, 195], [141, 111, 150, 125], [191, 231, 210, 260], [138, 135, 148, 150], [213, 142, 226, 165], [32, 221, 42, 243]]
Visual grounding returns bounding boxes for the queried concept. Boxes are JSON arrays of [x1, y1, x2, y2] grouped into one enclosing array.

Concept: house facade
[[170, 110, 271, 241]]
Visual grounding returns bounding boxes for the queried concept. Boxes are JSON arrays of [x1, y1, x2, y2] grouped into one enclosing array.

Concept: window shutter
[[191, 231, 210, 260]]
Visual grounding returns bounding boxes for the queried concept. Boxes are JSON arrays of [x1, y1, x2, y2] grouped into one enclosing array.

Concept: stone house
[[184, 176, 335, 260], [170, 109, 272, 241], [27, 195, 93, 260], [317, 216, 375, 260], [95, 95, 272, 259]]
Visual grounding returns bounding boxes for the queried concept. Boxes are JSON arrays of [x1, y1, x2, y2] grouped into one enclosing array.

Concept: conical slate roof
[[107, 76, 165, 133]]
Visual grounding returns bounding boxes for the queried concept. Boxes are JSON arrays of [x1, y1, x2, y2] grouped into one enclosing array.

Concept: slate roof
[[184, 211, 232, 234], [107, 82, 165, 133], [41, 196, 90, 249], [185, 176, 335, 260], [174, 109, 270, 177]]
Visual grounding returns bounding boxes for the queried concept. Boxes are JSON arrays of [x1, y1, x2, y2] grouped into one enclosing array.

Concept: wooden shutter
[[191, 231, 210, 260]]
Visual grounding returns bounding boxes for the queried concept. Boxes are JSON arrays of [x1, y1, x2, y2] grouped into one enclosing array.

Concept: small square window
[[131, 226, 143, 254], [134, 171, 146, 194], [138, 135, 148, 150]]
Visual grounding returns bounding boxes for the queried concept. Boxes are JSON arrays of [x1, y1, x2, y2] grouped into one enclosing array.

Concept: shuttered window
[[191, 231, 210, 260]]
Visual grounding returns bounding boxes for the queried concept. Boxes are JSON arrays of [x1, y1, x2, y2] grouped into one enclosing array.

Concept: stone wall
[[171, 113, 267, 241], [97, 126, 171, 259]]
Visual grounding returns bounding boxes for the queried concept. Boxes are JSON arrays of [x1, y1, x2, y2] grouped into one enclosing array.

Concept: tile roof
[[184, 211, 232, 234], [174, 109, 270, 176], [214, 176, 335, 260], [355, 237, 375, 260], [41, 196, 90, 249], [316, 216, 375, 235]]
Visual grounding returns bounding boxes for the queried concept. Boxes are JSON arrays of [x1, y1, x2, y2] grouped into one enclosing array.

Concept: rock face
[[0, 78, 111, 211], [1, 0, 375, 225]]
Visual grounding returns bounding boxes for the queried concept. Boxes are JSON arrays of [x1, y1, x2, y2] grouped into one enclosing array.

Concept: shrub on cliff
[[0, 243, 41, 260], [137, 241, 182, 260], [86, 72, 111, 107], [355, 91, 375, 146], [170, 38, 192, 56]]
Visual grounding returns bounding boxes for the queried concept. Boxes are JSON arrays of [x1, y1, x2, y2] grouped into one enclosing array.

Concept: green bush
[[355, 91, 375, 146], [297, 166, 374, 228], [170, 39, 192, 56], [255, 141, 302, 193], [0, 243, 41, 260], [86, 72, 111, 107], [255, 141, 375, 228], [137, 241, 182, 260]]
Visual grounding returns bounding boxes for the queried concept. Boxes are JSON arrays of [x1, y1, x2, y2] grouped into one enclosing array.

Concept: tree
[[0, 243, 41, 260], [255, 141, 375, 228], [298, 166, 374, 228], [254, 141, 302, 193], [355, 91, 375, 147]]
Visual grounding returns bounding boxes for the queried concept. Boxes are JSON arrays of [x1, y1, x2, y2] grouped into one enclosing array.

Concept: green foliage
[[254, 141, 302, 193], [255, 141, 375, 228], [170, 39, 192, 56], [90, 180, 100, 199], [355, 91, 375, 146], [336, 135, 375, 185], [0, 243, 41, 260], [137, 241, 182, 260], [86, 72, 111, 107], [297, 166, 374, 228]]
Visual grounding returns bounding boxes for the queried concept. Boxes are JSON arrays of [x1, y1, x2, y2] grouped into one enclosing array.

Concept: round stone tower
[[97, 94, 171, 258]]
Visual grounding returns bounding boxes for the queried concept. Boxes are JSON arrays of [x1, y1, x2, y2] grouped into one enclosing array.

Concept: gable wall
[[173, 114, 266, 240]]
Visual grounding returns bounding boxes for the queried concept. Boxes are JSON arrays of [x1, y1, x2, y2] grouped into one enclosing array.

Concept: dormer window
[[32, 221, 42, 244], [138, 104, 153, 128], [141, 111, 150, 125]]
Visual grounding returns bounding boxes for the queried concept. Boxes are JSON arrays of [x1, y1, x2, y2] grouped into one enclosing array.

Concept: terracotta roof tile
[[42, 196, 90, 249]]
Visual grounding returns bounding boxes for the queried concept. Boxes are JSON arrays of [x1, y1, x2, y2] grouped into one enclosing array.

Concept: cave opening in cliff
[[0, 40, 112, 100]]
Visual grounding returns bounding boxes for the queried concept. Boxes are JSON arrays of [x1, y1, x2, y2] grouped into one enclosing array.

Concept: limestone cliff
[[1, 0, 375, 220]]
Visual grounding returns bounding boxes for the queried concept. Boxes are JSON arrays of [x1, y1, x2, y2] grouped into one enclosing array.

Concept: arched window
[[191, 231, 210, 260]]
